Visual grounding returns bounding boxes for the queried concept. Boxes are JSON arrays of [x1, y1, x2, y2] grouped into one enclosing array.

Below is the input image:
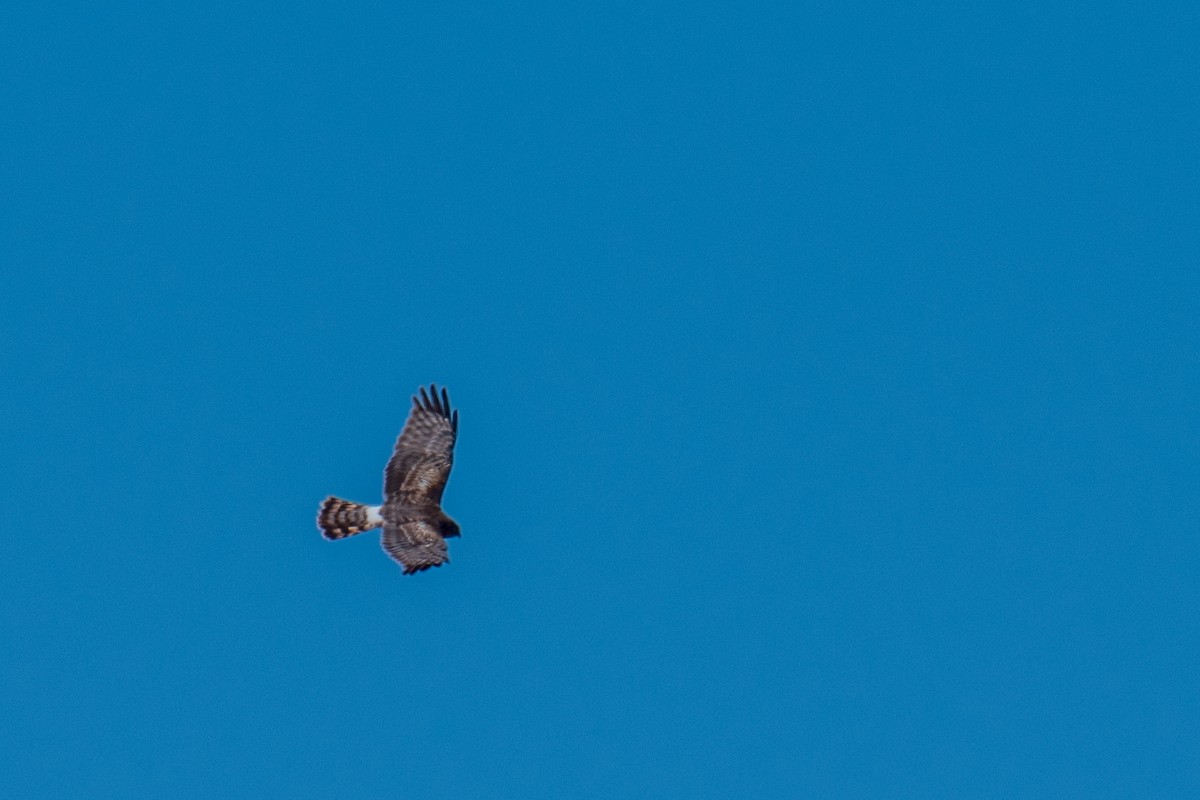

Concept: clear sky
[[2, 2, 1197, 797]]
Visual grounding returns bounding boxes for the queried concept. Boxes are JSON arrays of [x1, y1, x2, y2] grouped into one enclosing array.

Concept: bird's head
[[439, 515, 461, 539]]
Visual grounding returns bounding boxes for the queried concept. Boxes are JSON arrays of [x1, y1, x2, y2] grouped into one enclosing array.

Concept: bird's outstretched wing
[[381, 519, 449, 574], [383, 384, 458, 504]]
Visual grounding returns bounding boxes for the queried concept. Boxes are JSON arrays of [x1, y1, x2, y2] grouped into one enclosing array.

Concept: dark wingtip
[[414, 383, 455, 423], [401, 560, 445, 575]]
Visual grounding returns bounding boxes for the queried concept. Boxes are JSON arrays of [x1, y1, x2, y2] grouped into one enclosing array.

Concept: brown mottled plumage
[[317, 498, 377, 539], [317, 384, 460, 575]]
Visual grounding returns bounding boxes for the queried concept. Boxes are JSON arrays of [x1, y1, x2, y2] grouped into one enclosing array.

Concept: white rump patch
[[365, 506, 384, 525]]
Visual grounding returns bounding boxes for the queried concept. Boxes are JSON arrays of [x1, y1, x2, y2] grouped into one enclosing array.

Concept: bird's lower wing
[[381, 519, 449, 575]]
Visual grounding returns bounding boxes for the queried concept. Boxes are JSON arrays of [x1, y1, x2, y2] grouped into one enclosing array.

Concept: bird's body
[[318, 384, 460, 574]]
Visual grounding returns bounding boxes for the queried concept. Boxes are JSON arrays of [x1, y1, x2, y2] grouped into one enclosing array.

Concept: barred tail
[[318, 496, 383, 540]]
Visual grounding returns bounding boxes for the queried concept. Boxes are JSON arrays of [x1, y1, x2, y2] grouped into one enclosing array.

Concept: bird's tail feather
[[318, 496, 382, 540]]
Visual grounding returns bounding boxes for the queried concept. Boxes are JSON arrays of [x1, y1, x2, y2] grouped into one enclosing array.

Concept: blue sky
[[2, 2, 1197, 797]]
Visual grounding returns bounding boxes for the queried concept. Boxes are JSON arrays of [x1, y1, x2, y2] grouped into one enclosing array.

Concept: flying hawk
[[317, 384, 460, 574]]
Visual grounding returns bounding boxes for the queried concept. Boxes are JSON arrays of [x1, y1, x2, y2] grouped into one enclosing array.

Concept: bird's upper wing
[[381, 518, 449, 574], [383, 384, 458, 504]]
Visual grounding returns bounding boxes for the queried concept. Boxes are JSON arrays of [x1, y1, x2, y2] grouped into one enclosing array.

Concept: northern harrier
[[317, 384, 460, 574]]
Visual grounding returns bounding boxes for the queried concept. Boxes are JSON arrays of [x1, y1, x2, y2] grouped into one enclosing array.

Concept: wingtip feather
[[412, 383, 454, 421]]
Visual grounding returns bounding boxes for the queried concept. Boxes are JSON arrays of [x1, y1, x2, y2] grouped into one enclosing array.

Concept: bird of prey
[[317, 384, 461, 574]]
